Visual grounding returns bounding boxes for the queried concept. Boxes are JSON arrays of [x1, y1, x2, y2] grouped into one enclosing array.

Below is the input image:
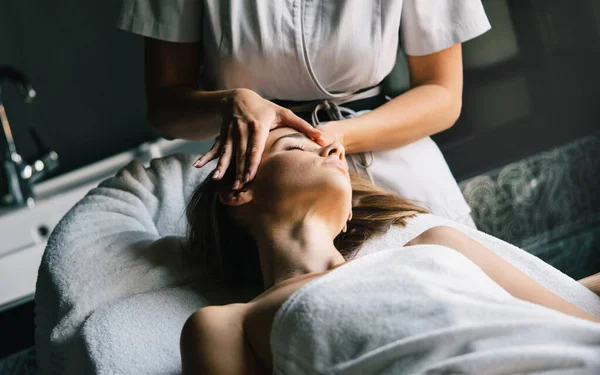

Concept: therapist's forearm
[[147, 87, 235, 142], [330, 83, 461, 154]]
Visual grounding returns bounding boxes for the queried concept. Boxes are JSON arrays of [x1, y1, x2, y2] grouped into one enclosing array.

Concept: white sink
[[0, 138, 211, 310], [0, 182, 98, 259]]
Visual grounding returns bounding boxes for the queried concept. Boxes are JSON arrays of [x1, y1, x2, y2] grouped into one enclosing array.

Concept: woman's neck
[[253, 216, 345, 289]]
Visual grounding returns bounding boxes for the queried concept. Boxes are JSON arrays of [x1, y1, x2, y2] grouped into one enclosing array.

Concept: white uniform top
[[117, 0, 491, 224]]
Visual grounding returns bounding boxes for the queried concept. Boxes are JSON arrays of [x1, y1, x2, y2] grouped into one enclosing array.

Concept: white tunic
[[117, 0, 491, 225]]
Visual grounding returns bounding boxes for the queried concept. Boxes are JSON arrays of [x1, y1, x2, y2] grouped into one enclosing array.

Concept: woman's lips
[[323, 158, 349, 175]]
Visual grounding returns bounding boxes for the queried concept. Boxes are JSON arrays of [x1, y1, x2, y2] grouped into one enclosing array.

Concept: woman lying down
[[180, 127, 600, 375]]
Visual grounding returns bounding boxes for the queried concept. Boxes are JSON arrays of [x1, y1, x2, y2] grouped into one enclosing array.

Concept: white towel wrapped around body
[[272, 243, 600, 374], [34, 154, 600, 374]]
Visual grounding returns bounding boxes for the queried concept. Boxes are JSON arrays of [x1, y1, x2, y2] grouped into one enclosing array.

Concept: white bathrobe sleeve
[[401, 0, 491, 56], [117, 0, 202, 43]]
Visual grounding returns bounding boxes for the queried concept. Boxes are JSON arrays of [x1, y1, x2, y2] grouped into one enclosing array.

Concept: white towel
[[35, 154, 218, 375], [34, 154, 600, 374], [355, 214, 600, 319], [272, 243, 600, 375]]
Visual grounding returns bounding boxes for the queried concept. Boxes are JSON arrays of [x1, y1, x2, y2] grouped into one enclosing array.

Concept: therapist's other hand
[[193, 88, 327, 190], [317, 121, 345, 148]]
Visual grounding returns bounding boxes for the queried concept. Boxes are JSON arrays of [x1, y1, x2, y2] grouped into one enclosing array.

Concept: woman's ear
[[218, 187, 254, 207]]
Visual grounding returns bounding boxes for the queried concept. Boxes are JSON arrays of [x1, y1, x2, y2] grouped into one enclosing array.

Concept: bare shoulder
[[181, 305, 235, 353], [181, 304, 248, 350], [180, 304, 265, 375], [406, 225, 471, 248], [405, 225, 491, 265], [184, 304, 246, 327]]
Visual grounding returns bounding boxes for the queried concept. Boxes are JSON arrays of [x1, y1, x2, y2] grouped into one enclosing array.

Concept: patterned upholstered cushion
[[460, 136, 600, 280]]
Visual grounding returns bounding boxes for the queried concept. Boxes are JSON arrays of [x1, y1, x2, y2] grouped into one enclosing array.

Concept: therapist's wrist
[[334, 114, 376, 154], [219, 88, 244, 110], [223, 88, 269, 112], [318, 120, 347, 149]]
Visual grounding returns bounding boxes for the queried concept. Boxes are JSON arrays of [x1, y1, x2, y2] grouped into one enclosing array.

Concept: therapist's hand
[[317, 121, 346, 149], [193, 88, 327, 190]]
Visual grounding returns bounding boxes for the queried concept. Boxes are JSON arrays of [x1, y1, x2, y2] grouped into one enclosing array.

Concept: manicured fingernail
[[194, 160, 201, 167], [244, 172, 250, 183], [212, 170, 220, 179], [233, 179, 241, 190]]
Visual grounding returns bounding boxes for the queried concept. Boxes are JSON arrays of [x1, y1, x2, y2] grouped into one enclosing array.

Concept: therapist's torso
[[119, 0, 490, 100], [199, 0, 401, 100]]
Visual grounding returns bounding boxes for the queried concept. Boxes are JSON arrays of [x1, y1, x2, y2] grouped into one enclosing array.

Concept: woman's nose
[[321, 141, 345, 161]]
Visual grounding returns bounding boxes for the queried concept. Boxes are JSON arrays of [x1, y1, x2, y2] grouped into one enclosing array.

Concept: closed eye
[[284, 144, 307, 151]]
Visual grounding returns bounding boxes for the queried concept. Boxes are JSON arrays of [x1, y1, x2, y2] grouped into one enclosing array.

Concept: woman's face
[[234, 127, 352, 222]]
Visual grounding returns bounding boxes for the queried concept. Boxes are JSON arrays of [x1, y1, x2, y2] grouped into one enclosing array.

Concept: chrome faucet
[[0, 66, 59, 208]]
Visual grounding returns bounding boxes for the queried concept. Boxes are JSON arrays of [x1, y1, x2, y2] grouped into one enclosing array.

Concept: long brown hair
[[186, 167, 428, 290]]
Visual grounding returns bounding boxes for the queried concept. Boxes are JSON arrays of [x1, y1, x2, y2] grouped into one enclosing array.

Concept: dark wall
[[0, 0, 154, 189], [433, 0, 600, 180]]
